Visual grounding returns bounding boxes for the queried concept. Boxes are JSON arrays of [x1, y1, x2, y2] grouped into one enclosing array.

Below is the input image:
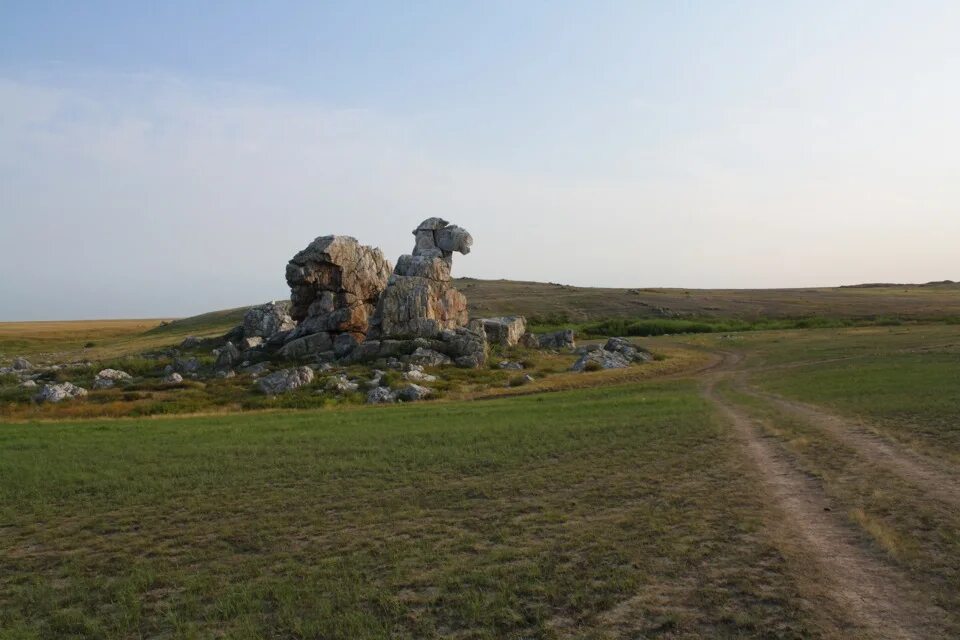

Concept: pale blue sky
[[1, 1, 958, 319]]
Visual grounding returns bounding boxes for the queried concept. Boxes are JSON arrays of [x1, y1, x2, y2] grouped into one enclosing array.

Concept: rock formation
[[570, 337, 653, 371], [368, 218, 472, 340], [242, 301, 295, 339], [283, 235, 392, 355]]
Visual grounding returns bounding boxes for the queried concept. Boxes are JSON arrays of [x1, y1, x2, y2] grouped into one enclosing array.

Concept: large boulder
[[284, 235, 392, 357], [279, 332, 334, 361], [35, 382, 88, 403], [215, 342, 240, 371], [481, 316, 527, 348], [255, 366, 315, 395], [368, 218, 472, 340]]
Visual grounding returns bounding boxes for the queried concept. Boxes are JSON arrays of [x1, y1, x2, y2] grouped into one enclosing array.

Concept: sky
[[1, 1, 959, 320]]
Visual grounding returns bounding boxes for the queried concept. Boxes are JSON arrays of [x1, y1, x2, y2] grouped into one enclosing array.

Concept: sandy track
[[703, 353, 948, 639], [739, 385, 960, 509]]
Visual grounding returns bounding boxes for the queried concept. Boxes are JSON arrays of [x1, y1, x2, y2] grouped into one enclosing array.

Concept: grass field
[[0, 381, 815, 639], [3, 287, 960, 638]]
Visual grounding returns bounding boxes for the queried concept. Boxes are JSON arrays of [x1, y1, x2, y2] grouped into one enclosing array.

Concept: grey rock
[[539, 329, 576, 350], [333, 333, 361, 358], [408, 348, 451, 367], [604, 337, 653, 362], [395, 383, 433, 402], [481, 316, 527, 347], [404, 369, 437, 383], [215, 342, 240, 371], [35, 382, 88, 403], [12, 357, 32, 371], [240, 362, 271, 377], [162, 372, 184, 384], [570, 349, 632, 372], [367, 218, 472, 340], [216, 369, 236, 379], [367, 386, 396, 404], [255, 366, 315, 395], [326, 375, 359, 394], [498, 360, 524, 370], [243, 301, 295, 339], [519, 332, 540, 349], [19, 379, 38, 389], [286, 236, 392, 343], [279, 332, 333, 360], [173, 357, 201, 374], [180, 336, 204, 349]]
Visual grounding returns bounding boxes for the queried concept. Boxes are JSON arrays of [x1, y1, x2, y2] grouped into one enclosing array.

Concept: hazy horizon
[[3, 2, 959, 320]]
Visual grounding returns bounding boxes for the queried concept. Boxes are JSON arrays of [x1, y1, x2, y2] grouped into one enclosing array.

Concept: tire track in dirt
[[737, 383, 960, 510], [703, 352, 947, 639]]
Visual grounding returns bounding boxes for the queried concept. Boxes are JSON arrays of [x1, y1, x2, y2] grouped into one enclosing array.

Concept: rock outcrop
[[368, 218, 471, 340], [355, 218, 487, 368], [286, 236, 392, 339]]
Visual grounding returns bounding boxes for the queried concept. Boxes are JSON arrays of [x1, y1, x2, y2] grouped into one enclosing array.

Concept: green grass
[[0, 382, 813, 639], [733, 326, 960, 460]]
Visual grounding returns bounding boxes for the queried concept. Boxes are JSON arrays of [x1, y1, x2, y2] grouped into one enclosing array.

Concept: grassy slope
[[457, 278, 960, 322], [0, 381, 813, 639]]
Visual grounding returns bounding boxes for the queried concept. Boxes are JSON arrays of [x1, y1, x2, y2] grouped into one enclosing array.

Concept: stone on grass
[[12, 357, 32, 371], [19, 379, 38, 389], [215, 342, 240, 371], [162, 372, 184, 384], [404, 369, 437, 383], [498, 360, 524, 370], [255, 366, 315, 395], [92, 368, 133, 390], [367, 386, 396, 404], [35, 382, 87, 403], [570, 349, 631, 372], [395, 384, 433, 402]]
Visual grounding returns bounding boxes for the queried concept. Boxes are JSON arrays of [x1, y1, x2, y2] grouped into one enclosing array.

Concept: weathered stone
[[367, 386, 396, 404], [519, 333, 540, 349], [539, 329, 576, 350], [93, 368, 132, 389], [481, 316, 527, 347], [333, 333, 362, 358], [368, 219, 472, 340], [12, 357, 31, 371], [498, 360, 524, 370], [395, 384, 433, 402], [408, 348, 451, 367], [215, 342, 240, 371], [19, 379, 38, 389], [243, 301, 295, 339], [255, 366, 315, 395], [604, 337, 654, 362], [570, 349, 632, 372], [241, 336, 264, 350], [404, 369, 437, 383], [285, 236, 392, 346], [240, 362, 271, 377], [162, 372, 184, 384], [279, 332, 333, 360], [173, 357, 201, 374], [326, 375, 360, 394], [35, 382, 87, 403]]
